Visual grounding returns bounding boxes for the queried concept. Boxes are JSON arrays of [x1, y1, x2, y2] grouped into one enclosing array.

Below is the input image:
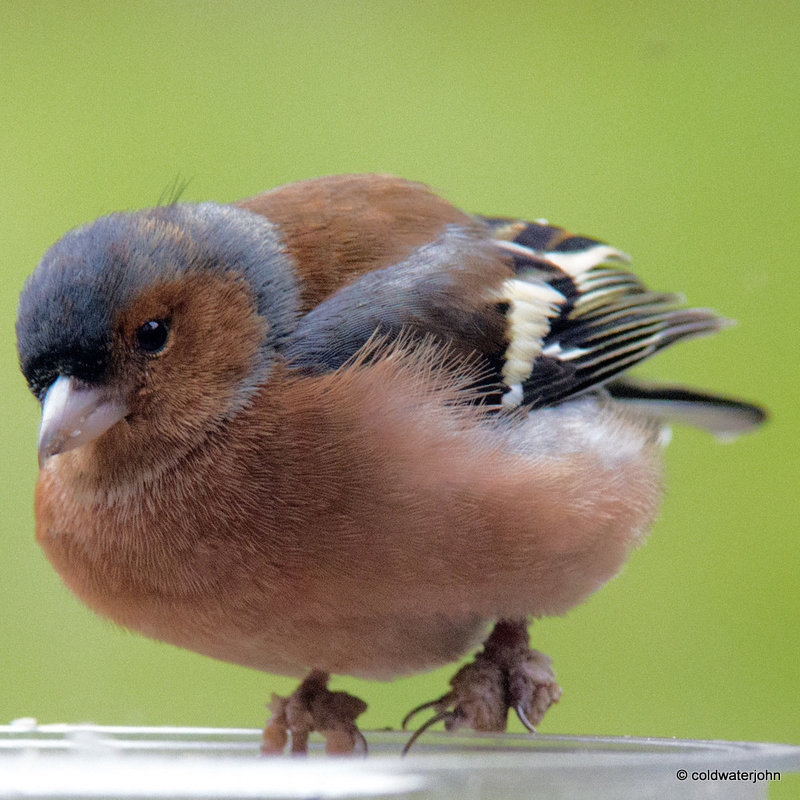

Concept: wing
[[287, 211, 726, 408], [482, 216, 727, 408], [282, 224, 531, 403], [478, 216, 764, 433]]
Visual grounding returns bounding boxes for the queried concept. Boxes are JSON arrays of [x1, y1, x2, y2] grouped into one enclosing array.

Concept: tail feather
[[606, 377, 767, 439]]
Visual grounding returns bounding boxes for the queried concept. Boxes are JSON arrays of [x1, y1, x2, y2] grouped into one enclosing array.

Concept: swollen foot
[[402, 618, 561, 753], [262, 669, 368, 754]]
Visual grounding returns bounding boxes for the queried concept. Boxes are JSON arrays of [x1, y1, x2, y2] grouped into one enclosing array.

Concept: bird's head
[[17, 203, 299, 469]]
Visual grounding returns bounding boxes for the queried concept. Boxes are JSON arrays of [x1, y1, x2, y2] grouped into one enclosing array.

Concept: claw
[[401, 697, 446, 729], [401, 709, 452, 756], [354, 729, 369, 755], [514, 702, 537, 733]]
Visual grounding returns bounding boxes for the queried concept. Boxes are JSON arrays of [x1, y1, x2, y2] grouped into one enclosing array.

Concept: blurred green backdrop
[[1, 0, 797, 785]]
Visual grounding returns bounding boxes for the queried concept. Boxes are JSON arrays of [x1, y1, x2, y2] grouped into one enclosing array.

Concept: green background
[[1, 0, 797, 791]]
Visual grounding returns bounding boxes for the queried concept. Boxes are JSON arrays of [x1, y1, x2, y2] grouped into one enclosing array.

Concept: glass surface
[[2, 723, 798, 800]]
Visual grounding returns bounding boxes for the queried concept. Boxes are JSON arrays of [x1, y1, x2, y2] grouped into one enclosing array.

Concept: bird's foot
[[402, 618, 561, 754], [262, 669, 368, 755]]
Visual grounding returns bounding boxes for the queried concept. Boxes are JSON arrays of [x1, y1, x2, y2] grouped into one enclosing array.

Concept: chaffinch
[[16, 173, 764, 754]]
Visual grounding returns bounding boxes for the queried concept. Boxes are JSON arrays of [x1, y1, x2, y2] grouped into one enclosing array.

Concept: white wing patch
[[494, 277, 564, 408], [544, 244, 631, 276], [541, 341, 588, 360]]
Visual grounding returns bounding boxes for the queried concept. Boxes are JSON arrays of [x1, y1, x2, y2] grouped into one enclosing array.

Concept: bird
[[16, 173, 765, 755]]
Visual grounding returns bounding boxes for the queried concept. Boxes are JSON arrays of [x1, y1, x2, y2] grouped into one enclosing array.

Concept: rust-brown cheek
[[91, 271, 268, 477]]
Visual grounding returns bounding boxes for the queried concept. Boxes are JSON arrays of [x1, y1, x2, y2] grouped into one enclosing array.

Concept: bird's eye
[[135, 319, 170, 353]]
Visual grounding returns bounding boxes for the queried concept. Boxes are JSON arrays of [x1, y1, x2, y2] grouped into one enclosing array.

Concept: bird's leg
[[262, 669, 368, 755], [402, 618, 561, 753]]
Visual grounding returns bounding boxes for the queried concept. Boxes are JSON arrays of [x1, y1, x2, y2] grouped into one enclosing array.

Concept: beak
[[38, 375, 127, 467]]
